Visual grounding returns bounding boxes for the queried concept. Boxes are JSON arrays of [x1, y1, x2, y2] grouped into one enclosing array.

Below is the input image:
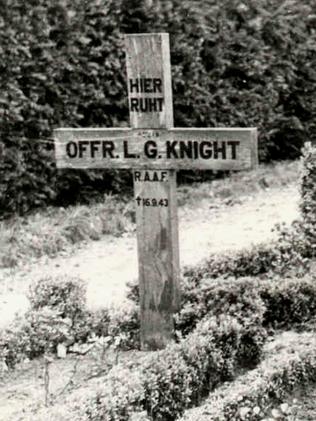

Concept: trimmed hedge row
[[175, 275, 316, 336], [180, 332, 316, 421], [127, 272, 316, 339], [83, 315, 264, 421]]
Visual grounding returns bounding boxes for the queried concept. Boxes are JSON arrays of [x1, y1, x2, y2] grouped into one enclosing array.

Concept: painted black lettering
[[78, 140, 89, 158], [148, 98, 157, 112], [153, 78, 162, 93], [144, 78, 152, 93], [102, 141, 115, 158], [213, 141, 226, 159], [193, 141, 199, 159], [90, 140, 101, 158], [130, 98, 139, 112], [144, 171, 150, 181], [129, 78, 139, 93], [166, 141, 178, 158], [152, 171, 159, 181], [144, 140, 158, 158], [66, 141, 78, 158], [134, 171, 141, 181], [227, 141, 240, 159], [140, 98, 147, 112], [179, 141, 193, 159], [161, 171, 168, 181], [200, 141, 212, 159], [123, 140, 137, 158], [157, 98, 163, 111]]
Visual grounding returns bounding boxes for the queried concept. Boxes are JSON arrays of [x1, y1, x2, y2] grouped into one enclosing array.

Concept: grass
[[0, 159, 301, 268], [0, 194, 135, 268], [177, 159, 300, 207]]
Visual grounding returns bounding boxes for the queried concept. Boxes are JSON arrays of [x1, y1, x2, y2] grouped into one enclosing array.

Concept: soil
[[0, 183, 299, 328], [2, 181, 316, 421]]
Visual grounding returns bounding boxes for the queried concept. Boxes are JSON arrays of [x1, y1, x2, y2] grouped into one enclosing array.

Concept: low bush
[[128, 272, 316, 340], [0, 307, 73, 365], [258, 276, 316, 330], [175, 276, 266, 335], [184, 220, 310, 281], [169, 273, 315, 334], [180, 332, 316, 421], [28, 276, 86, 317], [0, 276, 140, 368], [84, 314, 264, 421]]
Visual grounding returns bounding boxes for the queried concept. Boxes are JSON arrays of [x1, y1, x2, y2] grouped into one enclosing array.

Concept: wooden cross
[[54, 33, 258, 351]]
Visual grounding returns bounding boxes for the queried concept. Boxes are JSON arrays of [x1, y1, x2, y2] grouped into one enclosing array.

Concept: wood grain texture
[[125, 33, 173, 129], [126, 33, 180, 350], [54, 127, 257, 171], [53, 32, 259, 352]]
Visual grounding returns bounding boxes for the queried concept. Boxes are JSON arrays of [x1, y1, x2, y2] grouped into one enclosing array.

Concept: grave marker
[[54, 33, 258, 350]]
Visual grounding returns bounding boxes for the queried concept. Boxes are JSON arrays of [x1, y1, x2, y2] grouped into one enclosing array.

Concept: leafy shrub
[[175, 276, 265, 333], [180, 332, 316, 421], [27, 275, 86, 319], [259, 276, 316, 330], [0, 276, 140, 367], [184, 224, 309, 281], [1, 0, 316, 216], [0, 307, 73, 365], [300, 144, 316, 249], [180, 274, 316, 333], [107, 302, 140, 350], [128, 270, 316, 337], [0, 316, 31, 368], [22, 307, 74, 357], [85, 314, 264, 421]]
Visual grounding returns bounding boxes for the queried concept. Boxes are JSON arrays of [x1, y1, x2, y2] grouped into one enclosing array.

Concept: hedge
[[1, 0, 316, 216], [83, 315, 264, 421], [127, 272, 316, 340], [175, 275, 316, 336], [180, 332, 316, 421], [0, 276, 140, 368]]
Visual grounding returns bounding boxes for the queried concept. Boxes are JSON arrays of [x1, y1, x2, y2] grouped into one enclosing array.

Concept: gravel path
[[0, 184, 300, 328]]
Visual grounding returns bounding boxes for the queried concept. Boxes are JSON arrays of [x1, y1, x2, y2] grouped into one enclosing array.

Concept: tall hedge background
[[0, 0, 315, 217]]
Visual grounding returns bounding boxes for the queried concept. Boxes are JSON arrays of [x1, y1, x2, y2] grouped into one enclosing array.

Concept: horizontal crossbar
[[54, 127, 258, 171]]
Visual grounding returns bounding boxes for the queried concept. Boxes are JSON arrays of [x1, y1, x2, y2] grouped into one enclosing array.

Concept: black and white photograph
[[0, 0, 316, 419]]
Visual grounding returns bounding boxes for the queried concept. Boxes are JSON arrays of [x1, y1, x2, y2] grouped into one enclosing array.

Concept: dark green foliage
[[1, 0, 316, 216]]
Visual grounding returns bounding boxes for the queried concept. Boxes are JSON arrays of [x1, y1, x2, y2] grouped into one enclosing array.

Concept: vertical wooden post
[[125, 33, 180, 350]]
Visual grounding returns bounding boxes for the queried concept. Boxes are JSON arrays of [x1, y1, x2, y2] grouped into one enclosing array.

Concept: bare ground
[[3, 180, 316, 421], [0, 183, 299, 328]]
